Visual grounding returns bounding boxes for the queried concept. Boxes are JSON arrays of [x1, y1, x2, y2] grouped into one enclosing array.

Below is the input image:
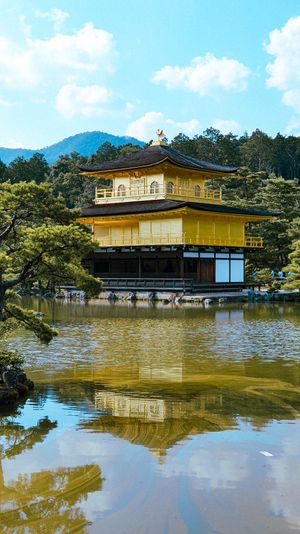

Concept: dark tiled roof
[[79, 144, 238, 174], [80, 199, 278, 218]]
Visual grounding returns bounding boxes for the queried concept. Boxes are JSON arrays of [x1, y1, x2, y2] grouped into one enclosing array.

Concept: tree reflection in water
[[0, 414, 103, 532], [4, 300, 300, 532]]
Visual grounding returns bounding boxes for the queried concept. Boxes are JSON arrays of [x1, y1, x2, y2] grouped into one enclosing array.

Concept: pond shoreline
[[93, 288, 300, 305], [24, 286, 300, 306]]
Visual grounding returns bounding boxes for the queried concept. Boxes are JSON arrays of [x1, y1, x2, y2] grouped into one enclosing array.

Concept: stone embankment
[[96, 289, 300, 304]]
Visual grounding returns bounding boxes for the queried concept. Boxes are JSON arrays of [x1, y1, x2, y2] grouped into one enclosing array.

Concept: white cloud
[[126, 112, 200, 141], [0, 36, 38, 87], [153, 53, 250, 96], [266, 16, 300, 118], [268, 429, 300, 529], [126, 111, 163, 140], [35, 8, 70, 31], [282, 90, 300, 115], [212, 119, 240, 134], [56, 84, 112, 118], [160, 446, 248, 490], [0, 23, 115, 89], [0, 21, 116, 119], [284, 115, 300, 135], [165, 118, 199, 135]]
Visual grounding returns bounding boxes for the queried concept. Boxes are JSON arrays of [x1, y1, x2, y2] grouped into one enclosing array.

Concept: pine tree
[[0, 182, 101, 352], [283, 240, 300, 290]]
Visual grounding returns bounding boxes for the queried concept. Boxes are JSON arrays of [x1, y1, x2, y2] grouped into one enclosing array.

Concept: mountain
[[0, 131, 144, 165]]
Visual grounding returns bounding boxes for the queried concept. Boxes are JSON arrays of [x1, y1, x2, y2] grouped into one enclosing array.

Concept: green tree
[[118, 143, 142, 158], [0, 182, 101, 347], [3, 156, 31, 183], [247, 177, 300, 270], [182, 128, 242, 166], [288, 217, 300, 241], [241, 129, 273, 171], [48, 152, 86, 208], [285, 136, 300, 180], [272, 133, 290, 179], [283, 240, 300, 290], [88, 141, 119, 164], [216, 132, 241, 166], [27, 153, 50, 184], [170, 133, 198, 157], [3, 153, 50, 184], [48, 151, 109, 208], [194, 130, 219, 162], [207, 169, 267, 206], [0, 159, 6, 182], [258, 176, 300, 215], [208, 171, 300, 272]]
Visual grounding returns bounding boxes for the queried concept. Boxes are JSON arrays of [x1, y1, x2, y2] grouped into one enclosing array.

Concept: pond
[[1, 299, 300, 533]]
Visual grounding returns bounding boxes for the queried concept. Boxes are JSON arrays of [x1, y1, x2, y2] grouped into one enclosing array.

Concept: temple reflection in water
[[95, 390, 222, 423], [3, 299, 300, 533]]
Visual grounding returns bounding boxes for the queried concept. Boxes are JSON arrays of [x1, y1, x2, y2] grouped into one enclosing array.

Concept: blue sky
[[0, 0, 300, 148]]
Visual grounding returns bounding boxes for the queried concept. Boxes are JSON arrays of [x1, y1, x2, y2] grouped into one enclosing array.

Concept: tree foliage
[[0, 182, 102, 348], [0, 159, 6, 182], [2, 153, 50, 184], [240, 129, 274, 171], [169, 127, 300, 180], [283, 240, 300, 290], [47, 152, 91, 208], [208, 172, 300, 272]]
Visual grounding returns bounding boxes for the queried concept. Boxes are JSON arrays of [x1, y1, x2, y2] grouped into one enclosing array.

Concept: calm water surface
[[1, 299, 300, 533]]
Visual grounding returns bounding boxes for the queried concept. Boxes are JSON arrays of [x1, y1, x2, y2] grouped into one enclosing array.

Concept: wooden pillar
[[180, 251, 184, 279], [197, 258, 201, 282], [138, 254, 142, 279]]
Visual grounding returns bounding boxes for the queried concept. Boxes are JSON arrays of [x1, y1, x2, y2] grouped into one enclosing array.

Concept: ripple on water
[[2, 301, 300, 534]]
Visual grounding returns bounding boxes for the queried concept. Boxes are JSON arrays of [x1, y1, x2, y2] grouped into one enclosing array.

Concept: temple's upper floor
[[79, 143, 238, 206]]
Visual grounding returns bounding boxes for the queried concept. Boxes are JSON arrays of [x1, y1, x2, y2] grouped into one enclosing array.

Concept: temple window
[[150, 181, 159, 194], [194, 185, 201, 197], [117, 184, 126, 196], [166, 181, 174, 193]]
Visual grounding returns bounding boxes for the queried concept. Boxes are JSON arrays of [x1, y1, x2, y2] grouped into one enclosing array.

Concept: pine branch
[[0, 216, 16, 242]]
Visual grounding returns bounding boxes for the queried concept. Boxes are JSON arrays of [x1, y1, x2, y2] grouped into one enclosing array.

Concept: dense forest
[[0, 127, 300, 286]]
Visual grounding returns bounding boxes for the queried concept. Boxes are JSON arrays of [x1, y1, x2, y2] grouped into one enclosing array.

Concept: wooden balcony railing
[[95, 185, 222, 204], [94, 233, 263, 248]]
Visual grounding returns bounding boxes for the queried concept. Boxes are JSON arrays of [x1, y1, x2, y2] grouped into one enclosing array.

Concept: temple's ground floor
[[84, 245, 249, 292]]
